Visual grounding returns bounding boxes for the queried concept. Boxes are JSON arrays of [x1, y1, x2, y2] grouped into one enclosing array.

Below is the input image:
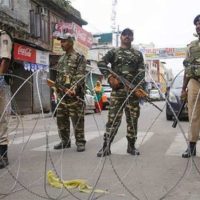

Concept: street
[[1, 101, 200, 200]]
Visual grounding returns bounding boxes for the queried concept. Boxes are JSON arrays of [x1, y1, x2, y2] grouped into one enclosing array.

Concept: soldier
[[51, 33, 86, 152], [97, 28, 146, 157], [181, 15, 200, 158], [0, 31, 12, 169]]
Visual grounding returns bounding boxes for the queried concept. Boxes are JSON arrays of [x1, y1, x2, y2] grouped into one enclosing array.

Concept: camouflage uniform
[[98, 47, 145, 148], [0, 75, 10, 169], [0, 76, 10, 145], [55, 51, 86, 147], [0, 32, 12, 168], [183, 40, 200, 143]]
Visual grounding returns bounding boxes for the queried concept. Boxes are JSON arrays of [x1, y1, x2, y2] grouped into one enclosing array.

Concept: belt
[[193, 77, 200, 82]]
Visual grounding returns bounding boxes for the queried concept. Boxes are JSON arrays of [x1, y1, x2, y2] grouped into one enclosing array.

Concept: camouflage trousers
[[56, 98, 86, 146], [105, 88, 140, 143], [0, 79, 11, 145]]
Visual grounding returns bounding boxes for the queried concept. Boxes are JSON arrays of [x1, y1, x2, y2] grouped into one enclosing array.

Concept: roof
[[43, 0, 87, 26], [13, 38, 49, 51]]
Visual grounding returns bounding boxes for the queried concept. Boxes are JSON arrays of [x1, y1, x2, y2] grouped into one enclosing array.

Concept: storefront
[[11, 42, 50, 114]]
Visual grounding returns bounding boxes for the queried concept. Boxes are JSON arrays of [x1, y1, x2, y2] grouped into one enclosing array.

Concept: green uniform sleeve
[[70, 55, 86, 96], [97, 49, 115, 77], [135, 51, 146, 90]]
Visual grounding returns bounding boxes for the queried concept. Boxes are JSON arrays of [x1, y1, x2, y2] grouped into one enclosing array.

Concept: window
[[0, 0, 13, 9], [30, 9, 41, 38], [0, 0, 10, 6], [30, 5, 49, 43], [41, 14, 49, 43]]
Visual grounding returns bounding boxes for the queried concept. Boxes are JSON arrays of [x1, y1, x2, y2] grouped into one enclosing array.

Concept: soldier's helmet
[[193, 14, 200, 25], [57, 33, 75, 41]]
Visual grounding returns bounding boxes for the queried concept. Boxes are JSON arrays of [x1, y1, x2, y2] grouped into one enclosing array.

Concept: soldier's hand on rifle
[[65, 88, 76, 97], [47, 79, 55, 88], [134, 88, 147, 98], [108, 74, 120, 90]]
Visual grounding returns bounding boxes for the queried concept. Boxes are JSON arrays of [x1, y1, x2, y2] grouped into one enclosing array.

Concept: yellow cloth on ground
[[47, 170, 108, 194]]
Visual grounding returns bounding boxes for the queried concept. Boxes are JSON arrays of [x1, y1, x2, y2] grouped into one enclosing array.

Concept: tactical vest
[[56, 52, 85, 99], [111, 48, 141, 79], [185, 40, 200, 78]]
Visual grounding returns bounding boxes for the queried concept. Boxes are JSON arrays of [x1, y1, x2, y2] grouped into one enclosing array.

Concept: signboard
[[36, 50, 49, 65], [72, 22, 93, 48], [140, 47, 187, 60], [93, 33, 113, 44], [52, 22, 93, 57], [14, 43, 49, 72], [52, 39, 65, 55], [14, 43, 49, 65], [14, 43, 36, 63]]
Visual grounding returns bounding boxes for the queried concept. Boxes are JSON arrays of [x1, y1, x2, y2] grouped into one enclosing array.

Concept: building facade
[[0, 0, 88, 114]]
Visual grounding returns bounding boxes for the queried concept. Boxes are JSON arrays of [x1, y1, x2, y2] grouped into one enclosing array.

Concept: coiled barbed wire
[[0, 66, 200, 200]]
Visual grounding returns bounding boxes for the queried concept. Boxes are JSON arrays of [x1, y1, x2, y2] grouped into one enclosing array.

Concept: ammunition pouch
[[185, 64, 200, 78]]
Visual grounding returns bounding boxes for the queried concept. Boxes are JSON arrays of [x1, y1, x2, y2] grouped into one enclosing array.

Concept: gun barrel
[[172, 118, 178, 128], [172, 101, 186, 128]]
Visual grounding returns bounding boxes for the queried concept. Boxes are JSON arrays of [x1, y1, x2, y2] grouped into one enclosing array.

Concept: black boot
[[54, 140, 71, 150], [0, 145, 9, 169], [182, 142, 196, 158], [77, 144, 85, 152], [127, 140, 140, 156], [97, 134, 112, 157], [97, 141, 111, 157]]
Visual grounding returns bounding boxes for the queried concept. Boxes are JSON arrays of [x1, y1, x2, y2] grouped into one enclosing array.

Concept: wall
[[0, 0, 87, 114], [0, 1, 29, 32]]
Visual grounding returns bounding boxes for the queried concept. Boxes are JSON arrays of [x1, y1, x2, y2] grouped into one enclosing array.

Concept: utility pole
[[116, 25, 120, 47], [111, 0, 117, 47]]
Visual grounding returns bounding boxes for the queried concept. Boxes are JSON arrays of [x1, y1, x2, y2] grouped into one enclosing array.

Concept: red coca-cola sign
[[14, 43, 36, 63]]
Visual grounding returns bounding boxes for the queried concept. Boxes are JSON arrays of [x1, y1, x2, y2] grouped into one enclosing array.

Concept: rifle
[[172, 101, 186, 128], [104, 68, 163, 112], [47, 55, 85, 97], [47, 79, 76, 97]]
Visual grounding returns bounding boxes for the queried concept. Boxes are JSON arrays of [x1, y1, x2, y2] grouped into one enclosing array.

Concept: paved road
[[0, 101, 200, 200]]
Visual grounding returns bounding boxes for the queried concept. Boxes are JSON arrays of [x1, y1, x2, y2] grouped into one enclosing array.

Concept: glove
[[108, 74, 121, 90], [134, 88, 147, 98]]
